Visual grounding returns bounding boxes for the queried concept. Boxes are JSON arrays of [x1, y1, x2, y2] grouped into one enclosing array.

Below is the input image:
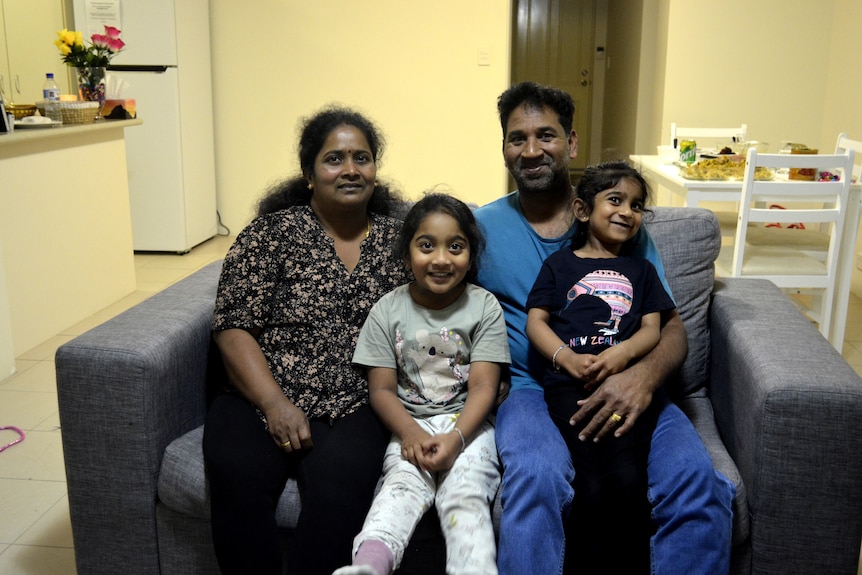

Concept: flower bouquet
[[55, 26, 125, 104]]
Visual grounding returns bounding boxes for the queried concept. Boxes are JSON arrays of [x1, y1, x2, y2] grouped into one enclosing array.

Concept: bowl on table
[[6, 103, 37, 120]]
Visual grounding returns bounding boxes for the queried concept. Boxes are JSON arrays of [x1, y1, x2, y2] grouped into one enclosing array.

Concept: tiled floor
[[0, 233, 234, 575], [0, 233, 861, 574]]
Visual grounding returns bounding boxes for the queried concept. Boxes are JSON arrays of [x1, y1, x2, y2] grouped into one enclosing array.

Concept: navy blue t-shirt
[[526, 248, 675, 389]]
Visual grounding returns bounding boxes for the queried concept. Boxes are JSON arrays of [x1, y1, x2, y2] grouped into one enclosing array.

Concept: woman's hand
[[213, 328, 313, 453], [262, 397, 313, 453]]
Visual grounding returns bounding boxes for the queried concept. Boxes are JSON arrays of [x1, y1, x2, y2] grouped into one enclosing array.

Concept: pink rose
[[104, 26, 122, 39]]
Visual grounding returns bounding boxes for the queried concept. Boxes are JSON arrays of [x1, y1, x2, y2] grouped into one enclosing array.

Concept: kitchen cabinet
[[0, 119, 141, 355], [0, 0, 71, 104]]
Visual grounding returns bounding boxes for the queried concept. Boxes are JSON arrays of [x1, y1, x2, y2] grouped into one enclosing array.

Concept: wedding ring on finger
[[609, 413, 623, 424], [280, 440, 291, 448]]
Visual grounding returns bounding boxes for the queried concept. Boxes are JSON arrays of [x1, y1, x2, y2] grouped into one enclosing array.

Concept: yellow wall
[[209, 0, 512, 233], [821, 0, 862, 297], [636, 0, 861, 298], [653, 0, 833, 152], [208, 0, 861, 296]]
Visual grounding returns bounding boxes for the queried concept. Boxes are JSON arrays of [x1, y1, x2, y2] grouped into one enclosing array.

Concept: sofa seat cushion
[[678, 393, 749, 547], [158, 425, 302, 528], [160, 425, 504, 533]]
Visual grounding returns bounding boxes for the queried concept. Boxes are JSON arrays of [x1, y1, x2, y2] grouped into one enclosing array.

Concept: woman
[[202, 106, 410, 574]]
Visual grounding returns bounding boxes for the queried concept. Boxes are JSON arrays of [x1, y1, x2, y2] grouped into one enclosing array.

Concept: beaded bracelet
[[453, 427, 466, 451], [552, 344, 568, 372]]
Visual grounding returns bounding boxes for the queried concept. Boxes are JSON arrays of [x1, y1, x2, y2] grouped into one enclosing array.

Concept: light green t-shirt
[[353, 283, 510, 417]]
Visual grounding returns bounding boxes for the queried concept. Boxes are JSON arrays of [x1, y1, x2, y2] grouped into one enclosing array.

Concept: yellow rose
[[56, 29, 81, 47]]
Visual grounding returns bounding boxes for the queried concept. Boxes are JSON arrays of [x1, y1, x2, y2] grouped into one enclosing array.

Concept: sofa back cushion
[[643, 207, 721, 398]]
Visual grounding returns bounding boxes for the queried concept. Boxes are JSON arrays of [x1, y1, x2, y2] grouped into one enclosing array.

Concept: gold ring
[[281, 440, 291, 448], [609, 413, 623, 424]]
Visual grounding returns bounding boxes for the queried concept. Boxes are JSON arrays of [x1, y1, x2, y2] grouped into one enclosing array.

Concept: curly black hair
[[256, 105, 403, 217], [497, 81, 575, 141]]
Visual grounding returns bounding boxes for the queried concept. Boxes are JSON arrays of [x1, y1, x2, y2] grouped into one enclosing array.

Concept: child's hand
[[582, 346, 629, 390], [561, 351, 600, 381], [417, 431, 462, 472], [400, 428, 433, 468]]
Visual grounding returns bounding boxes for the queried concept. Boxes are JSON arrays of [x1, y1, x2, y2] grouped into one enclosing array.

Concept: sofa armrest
[[709, 277, 862, 575], [56, 261, 222, 575]]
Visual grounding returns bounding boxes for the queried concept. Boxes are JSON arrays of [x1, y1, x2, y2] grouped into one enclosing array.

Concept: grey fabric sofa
[[56, 206, 862, 575]]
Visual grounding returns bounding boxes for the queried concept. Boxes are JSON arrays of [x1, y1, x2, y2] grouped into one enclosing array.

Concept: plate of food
[[679, 156, 773, 181], [14, 116, 61, 129], [698, 146, 737, 159]]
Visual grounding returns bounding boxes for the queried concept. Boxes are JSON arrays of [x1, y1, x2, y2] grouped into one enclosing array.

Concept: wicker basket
[[60, 102, 100, 124]]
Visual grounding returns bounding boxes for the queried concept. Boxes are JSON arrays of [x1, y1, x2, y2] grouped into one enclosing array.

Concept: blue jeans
[[495, 389, 734, 575]]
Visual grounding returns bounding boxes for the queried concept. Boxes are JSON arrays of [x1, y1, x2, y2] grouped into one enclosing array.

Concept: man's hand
[[569, 363, 655, 442], [569, 310, 686, 442]]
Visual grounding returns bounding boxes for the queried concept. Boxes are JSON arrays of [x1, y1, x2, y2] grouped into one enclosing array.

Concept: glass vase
[[76, 67, 107, 119]]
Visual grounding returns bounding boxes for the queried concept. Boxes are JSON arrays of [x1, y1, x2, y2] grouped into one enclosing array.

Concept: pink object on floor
[[0, 425, 25, 452]]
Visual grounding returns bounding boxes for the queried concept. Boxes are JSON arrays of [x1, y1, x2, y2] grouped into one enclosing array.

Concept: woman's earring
[[307, 183, 313, 190]]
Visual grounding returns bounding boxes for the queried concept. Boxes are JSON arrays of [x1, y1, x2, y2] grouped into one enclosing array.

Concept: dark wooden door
[[511, 0, 596, 173]]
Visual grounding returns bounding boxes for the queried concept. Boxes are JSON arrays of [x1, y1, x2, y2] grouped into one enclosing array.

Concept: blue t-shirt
[[474, 191, 672, 393]]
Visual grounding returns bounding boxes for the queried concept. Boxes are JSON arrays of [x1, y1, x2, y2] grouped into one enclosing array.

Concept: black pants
[[545, 384, 661, 575], [202, 392, 389, 575]]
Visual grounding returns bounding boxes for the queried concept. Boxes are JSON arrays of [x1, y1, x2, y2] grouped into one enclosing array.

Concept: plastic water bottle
[[42, 73, 62, 124]]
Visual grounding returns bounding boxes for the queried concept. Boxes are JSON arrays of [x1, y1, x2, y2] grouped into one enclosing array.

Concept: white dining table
[[630, 154, 862, 352]]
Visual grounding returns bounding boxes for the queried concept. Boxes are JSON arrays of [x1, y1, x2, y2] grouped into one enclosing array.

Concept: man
[[475, 81, 734, 574]]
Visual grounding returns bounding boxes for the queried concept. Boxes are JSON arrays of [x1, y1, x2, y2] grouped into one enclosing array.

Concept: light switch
[[478, 49, 491, 66]]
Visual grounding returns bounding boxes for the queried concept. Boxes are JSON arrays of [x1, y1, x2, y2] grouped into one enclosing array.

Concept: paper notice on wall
[[82, 0, 122, 36]]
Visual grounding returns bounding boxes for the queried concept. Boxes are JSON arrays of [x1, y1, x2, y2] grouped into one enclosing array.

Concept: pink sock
[[353, 539, 394, 575]]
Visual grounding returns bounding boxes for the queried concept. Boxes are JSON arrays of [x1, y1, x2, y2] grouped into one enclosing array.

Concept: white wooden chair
[[742, 132, 862, 257], [715, 147, 855, 345], [670, 123, 748, 148], [835, 132, 862, 182]]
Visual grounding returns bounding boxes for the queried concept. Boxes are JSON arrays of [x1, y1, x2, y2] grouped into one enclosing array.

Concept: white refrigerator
[[72, 0, 217, 253]]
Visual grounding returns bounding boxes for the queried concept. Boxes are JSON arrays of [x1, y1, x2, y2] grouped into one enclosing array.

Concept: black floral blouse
[[212, 205, 409, 423]]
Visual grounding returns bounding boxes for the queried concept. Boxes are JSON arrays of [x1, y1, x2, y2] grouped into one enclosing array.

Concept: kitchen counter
[[0, 117, 141, 363], [0, 118, 142, 147]]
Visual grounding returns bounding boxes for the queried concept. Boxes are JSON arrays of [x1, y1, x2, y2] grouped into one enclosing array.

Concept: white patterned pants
[[352, 413, 501, 575]]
